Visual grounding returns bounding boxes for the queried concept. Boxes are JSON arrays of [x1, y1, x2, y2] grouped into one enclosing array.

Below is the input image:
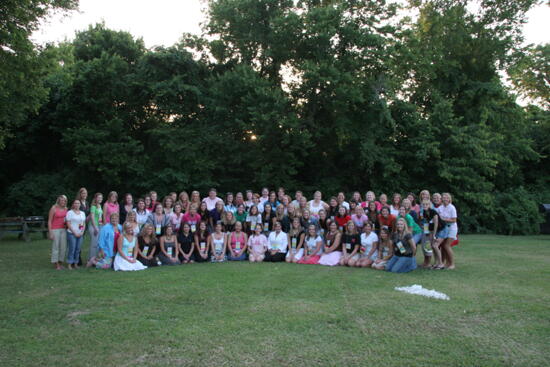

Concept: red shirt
[[377, 214, 396, 231], [335, 215, 351, 229]]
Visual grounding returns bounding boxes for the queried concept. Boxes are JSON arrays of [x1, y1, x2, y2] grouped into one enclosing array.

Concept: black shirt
[[341, 234, 360, 253], [419, 208, 442, 231], [177, 232, 194, 253], [391, 233, 413, 257]]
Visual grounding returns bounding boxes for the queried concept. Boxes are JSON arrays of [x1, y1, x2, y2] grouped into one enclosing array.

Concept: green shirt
[[399, 214, 422, 235], [90, 205, 103, 227], [235, 211, 247, 224]]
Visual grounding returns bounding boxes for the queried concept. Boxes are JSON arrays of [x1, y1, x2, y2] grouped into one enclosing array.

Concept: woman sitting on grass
[[228, 221, 248, 261], [356, 222, 379, 268], [136, 224, 159, 267], [340, 220, 360, 267], [193, 221, 210, 263], [386, 218, 417, 273], [210, 222, 227, 262], [372, 227, 393, 270], [87, 212, 121, 269], [297, 224, 323, 265], [318, 221, 342, 266], [177, 223, 195, 264], [114, 222, 147, 271], [248, 223, 268, 262], [286, 217, 305, 263], [265, 221, 288, 262], [158, 225, 181, 266]]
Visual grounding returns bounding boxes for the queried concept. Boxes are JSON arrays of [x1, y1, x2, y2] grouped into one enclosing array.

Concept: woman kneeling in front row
[[265, 221, 287, 262], [386, 218, 417, 273], [114, 222, 147, 271]]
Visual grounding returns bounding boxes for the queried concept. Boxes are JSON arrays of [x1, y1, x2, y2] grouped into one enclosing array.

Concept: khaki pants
[[51, 229, 67, 263]]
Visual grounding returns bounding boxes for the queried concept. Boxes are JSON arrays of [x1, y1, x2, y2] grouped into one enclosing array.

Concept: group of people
[[47, 187, 458, 273]]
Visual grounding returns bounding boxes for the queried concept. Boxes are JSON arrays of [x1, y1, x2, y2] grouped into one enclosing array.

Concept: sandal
[[433, 265, 446, 270]]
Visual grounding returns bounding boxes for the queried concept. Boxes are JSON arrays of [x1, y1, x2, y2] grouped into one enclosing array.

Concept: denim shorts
[[436, 226, 449, 239]]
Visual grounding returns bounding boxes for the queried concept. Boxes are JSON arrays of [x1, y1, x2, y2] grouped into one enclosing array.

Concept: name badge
[[396, 241, 406, 254], [264, 223, 269, 231], [291, 238, 297, 249], [250, 221, 256, 231], [127, 248, 133, 258], [143, 246, 149, 256], [327, 240, 331, 247], [423, 223, 430, 234], [339, 226, 343, 231], [155, 224, 161, 235], [345, 243, 351, 250], [168, 247, 173, 256], [272, 242, 279, 251], [360, 246, 366, 254], [235, 241, 241, 251], [215, 243, 222, 252], [200, 242, 206, 251], [191, 224, 196, 232]]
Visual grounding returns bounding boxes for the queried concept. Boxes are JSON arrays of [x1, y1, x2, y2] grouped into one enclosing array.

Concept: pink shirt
[[170, 212, 184, 231], [202, 196, 223, 211], [51, 207, 67, 229], [105, 202, 119, 224], [230, 232, 246, 250], [182, 213, 201, 225], [248, 234, 267, 254]]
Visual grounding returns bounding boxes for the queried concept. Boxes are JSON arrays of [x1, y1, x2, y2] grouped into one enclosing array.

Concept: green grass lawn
[[0, 234, 549, 366]]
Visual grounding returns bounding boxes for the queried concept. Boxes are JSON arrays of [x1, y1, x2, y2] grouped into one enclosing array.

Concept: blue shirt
[[98, 223, 122, 257]]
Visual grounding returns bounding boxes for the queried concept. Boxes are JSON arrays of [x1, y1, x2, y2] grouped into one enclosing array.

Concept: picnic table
[[0, 216, 48, 241]]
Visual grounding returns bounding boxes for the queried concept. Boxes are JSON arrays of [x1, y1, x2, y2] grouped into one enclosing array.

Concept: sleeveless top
[[121, 236, 136, 258], [52, 207, 67, 229], [163, 236, 176, 257], [105, 202, 119, 223], [138, 236, 157, 257], [289, 230, 304, 250], [195, 232, 209, 252], [212, 233, 225, 254], [305, 235, 323, 255], [230, 232, 246, 250]]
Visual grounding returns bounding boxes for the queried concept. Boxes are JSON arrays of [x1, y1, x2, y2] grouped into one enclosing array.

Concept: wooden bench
[[0, 216, 48, 241]]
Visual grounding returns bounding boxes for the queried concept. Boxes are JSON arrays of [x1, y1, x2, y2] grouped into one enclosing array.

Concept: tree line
[[0, 0, 548, 234]]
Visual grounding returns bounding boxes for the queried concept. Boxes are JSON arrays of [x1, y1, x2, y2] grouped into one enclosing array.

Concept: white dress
[[114, 236, 147, 271]]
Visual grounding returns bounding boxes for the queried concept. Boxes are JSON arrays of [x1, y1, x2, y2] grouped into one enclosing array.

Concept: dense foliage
[[0, 0, 548, 234]]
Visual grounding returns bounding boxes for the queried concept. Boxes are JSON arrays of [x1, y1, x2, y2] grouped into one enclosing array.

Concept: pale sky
[[32, 0, 549, 48]]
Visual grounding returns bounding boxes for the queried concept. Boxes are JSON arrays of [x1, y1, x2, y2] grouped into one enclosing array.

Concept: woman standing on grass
[[228, 221, 248, 261], [103, 191, 120, 225], [265, 221, 288, 262], [159, 225, 181, 265], [48, 195, 68, 270], [286, 217, 305, 263], [114, 222, 147, 271], [437, 193, 458, 270], [248, 224, 268, 262], [418, 199, 440, 269], [386, 218, 417, 273], [194, 221, 211, 263], [318, 221, 342, 266], [87, 212, 122, 269], [298, 224, 324, 265], [137, 224, 158, 267], [76, 188, 90, 221], [146, 203, 170, 238], [340, 221, 360, 267], [356, 222, 379, 268], [210, 222, 227, 263], [372, 228, 393, 270], [119, 193, 134, 224], [65, 199, 86, 270], [177, 223, 195, 264], [88, 193, 103, 261]]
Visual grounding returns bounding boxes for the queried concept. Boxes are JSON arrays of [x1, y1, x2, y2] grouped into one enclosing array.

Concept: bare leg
[[442, 239, 455, 269]]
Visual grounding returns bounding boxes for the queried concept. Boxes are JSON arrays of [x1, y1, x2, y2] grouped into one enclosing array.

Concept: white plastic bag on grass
[[395, 284, 450, 300]]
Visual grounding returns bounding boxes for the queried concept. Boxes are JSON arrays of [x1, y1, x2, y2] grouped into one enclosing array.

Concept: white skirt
[[114, 254, 147, 271], [286, 248, 304, 261]]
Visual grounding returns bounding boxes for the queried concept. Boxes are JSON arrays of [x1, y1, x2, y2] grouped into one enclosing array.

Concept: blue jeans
[[66, 232, 83, 264], [386, 255, 417, 273], [412, 232, 422, 245], [228, 252, 247, 261]]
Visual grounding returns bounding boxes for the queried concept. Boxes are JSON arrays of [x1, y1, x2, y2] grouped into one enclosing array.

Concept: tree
[[0, 0, 78, 149]]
